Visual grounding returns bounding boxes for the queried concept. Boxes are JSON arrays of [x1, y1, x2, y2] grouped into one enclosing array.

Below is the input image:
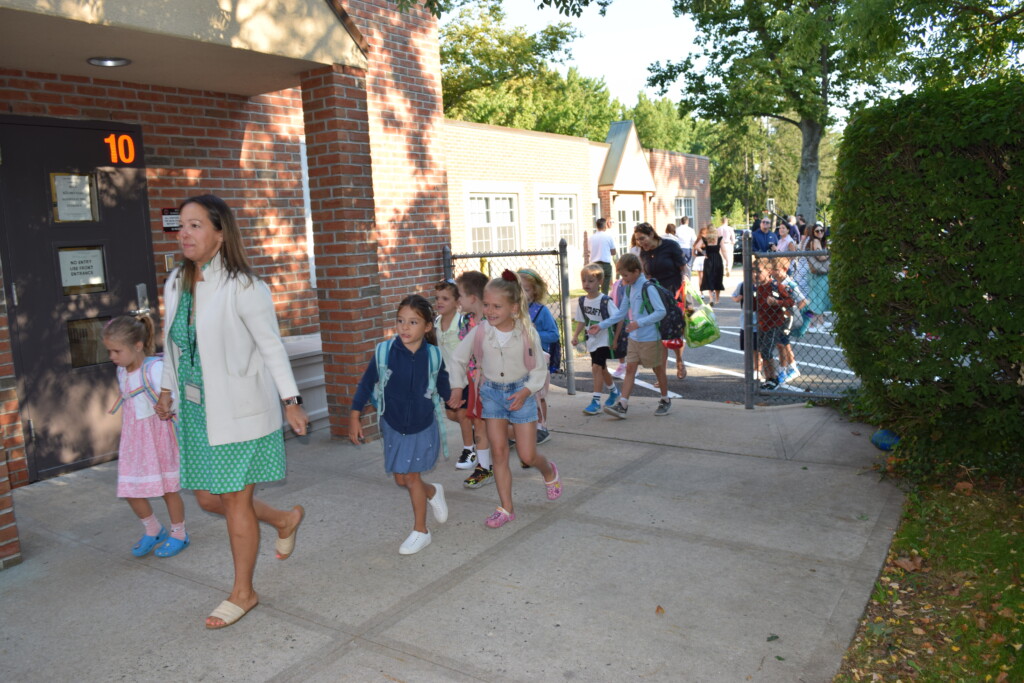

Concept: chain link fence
[[741, 232, 857, 406], [443, 241, 576, 394]]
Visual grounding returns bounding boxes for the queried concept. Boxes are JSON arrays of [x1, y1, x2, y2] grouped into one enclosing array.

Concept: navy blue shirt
[[351, 339, 450, 434], [752, 229, 779, 253]]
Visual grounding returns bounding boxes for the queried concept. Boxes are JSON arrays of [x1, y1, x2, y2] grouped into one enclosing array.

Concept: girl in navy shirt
[[350, 295, 451, 556]]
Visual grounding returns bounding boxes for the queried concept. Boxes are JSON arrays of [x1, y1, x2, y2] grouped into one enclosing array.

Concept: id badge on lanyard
[[184, 383, 202, 404]]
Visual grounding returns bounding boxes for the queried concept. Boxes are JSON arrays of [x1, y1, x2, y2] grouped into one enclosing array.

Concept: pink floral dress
[[113, 358, 180, 498]]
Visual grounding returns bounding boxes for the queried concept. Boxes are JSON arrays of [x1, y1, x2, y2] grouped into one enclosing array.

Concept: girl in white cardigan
[[447, 270, 563, 528]]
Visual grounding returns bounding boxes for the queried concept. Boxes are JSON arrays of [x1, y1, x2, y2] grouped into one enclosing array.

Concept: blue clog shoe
[[131, 526, 169, 557], [154, 534, 190, 558]]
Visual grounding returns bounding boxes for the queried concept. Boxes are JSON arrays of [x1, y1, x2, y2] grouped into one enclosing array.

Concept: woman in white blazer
[[154, 194, 308, 629]]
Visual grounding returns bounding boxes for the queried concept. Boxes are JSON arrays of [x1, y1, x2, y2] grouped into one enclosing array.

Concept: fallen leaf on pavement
[[655, 605, 665, 616]]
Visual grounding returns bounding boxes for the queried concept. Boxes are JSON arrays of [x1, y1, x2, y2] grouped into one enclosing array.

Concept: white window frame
[[616, 208, 641, 252], [675, 197, 696, 230], [469, 194, 518, 253], [537, 194, 576, 248]]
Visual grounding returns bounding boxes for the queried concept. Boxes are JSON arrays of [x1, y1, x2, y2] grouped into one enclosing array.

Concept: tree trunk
[[796, 119, 823, 226]]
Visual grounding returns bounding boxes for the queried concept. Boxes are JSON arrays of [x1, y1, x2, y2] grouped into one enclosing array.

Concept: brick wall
[[0, 267, 23, 567], [0, 69, 319, 337], [342, 2, 451, 311], [300, 65, 381, 438], [444, 120, 596, 277], [647, 148, 711, 230]]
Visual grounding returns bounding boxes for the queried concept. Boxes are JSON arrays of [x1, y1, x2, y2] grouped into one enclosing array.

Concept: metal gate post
[[742, 230, 755, 409], [558, 239, 576, 395], [442, 245, 452, 281]]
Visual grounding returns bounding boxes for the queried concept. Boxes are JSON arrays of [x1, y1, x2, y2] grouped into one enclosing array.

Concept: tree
[[427, 0, 905, 224], [439, 1, 579, 112], [844, 0, 1024, 89], [450, 65, 621, 141], [623, 93, 707, 155]]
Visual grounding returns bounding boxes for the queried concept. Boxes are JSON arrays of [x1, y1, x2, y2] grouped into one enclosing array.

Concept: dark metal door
[[0, 115, 157, 481]]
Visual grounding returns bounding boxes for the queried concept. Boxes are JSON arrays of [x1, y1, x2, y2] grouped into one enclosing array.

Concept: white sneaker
[[399, 530, 432, 555], [427, 483, 448, 524], [612, 364, 626, 379], [455, 447, 476, 470]]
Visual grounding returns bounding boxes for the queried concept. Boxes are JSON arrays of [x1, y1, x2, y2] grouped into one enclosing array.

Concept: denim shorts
[[480, 377, 538, 424]]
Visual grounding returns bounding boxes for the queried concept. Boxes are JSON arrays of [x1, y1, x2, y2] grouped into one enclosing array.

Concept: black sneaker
[[463, 465, 494, 489], [654, 398, 671, 416], [760, 379, 779, 390], [603, 402, 628, 419], [536, 428, 552, 445], [455, 448, 477, 470]]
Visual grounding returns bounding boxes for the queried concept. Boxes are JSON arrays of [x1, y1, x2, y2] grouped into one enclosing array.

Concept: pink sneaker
[[545, 462, 562, 500], [485, 507, 516, 528]]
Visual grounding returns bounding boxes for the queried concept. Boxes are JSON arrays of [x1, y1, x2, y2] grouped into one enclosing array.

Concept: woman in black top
[[633, 223, 689, 379], [634, 223, 686, 295]]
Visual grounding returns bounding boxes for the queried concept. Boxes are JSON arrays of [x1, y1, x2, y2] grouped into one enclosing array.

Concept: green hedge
[[832, 77, 1024, 482]]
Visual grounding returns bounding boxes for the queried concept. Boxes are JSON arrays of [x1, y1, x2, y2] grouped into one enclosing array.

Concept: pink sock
[[140, 514, 162, 536], [170, 522, 187, 541]]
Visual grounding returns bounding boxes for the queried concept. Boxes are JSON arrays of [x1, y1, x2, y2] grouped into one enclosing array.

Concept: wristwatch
[[282, 396, 303, 406]]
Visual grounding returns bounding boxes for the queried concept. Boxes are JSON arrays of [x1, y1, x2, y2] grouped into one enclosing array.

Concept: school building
[[0, 0, 708, 572]]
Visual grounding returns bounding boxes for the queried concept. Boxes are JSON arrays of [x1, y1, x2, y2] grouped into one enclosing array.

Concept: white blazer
[[161, 254, 299, 446]]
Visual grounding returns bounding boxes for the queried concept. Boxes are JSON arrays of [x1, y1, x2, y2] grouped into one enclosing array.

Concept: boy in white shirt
[[571, 264, 621, 415]]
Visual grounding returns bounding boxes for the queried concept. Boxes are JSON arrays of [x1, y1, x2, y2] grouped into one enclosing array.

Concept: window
[[675, 197, 696, 229], [469, 195, 517, 253], [616, 209, 641, 252], [538, 195, 575, 248]]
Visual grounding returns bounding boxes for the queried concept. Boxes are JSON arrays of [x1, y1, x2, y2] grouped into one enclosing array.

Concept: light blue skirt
[[380, 420, 440, 475]]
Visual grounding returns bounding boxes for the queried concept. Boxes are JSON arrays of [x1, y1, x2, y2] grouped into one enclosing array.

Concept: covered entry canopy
[[0, 0, 368, 96]]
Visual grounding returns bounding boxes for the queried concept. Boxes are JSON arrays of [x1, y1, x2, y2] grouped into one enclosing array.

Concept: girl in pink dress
[[103, 314, 188, 558]]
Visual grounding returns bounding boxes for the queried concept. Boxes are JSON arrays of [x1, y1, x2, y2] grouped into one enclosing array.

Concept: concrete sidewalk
[[1, 387, 902, 682]]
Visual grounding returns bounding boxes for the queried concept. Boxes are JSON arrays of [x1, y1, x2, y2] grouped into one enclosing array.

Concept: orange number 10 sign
[[103, 133, 136, 164]]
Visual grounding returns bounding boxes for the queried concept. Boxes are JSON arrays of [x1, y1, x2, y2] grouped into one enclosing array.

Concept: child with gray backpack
[[587, 254, 670, 418]]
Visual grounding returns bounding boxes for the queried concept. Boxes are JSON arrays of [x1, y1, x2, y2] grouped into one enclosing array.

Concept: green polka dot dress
[[170, 290, 285, 495]]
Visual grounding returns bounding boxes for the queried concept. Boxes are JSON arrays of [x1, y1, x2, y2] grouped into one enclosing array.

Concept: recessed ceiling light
[[87, 57, 131, 67]]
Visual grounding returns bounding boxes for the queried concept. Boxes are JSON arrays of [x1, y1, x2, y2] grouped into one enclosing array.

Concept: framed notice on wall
[[50, 172, 97, 223], [58, 246, 107, 295]]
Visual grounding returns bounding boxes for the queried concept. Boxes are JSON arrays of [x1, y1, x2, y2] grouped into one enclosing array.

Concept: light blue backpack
[[370, 338, 449, 460]]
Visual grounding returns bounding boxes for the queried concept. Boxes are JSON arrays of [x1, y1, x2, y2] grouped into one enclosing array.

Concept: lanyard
[[186, 296, 197, 367]]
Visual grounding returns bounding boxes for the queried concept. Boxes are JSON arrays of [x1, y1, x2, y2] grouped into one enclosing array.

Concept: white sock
[[477, 448, 492, 469], [592, 391, 601, 401], [463, 444, 475, 452], [619, 397, 629, 407], [605, 382, 618, 393], [140, 514, 161, 536]]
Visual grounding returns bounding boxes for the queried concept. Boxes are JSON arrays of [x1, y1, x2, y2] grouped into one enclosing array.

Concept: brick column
[[342, 1, 452, 306], [301, 65, 382, 439], [0, 269, 24, 569]]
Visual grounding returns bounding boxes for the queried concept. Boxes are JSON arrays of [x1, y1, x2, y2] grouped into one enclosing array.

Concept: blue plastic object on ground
[[870, 429, 900, 451]]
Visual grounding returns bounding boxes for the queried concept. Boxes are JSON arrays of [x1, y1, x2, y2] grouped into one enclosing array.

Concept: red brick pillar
[[343, 2, 451, 305], [0, 270, 24, 569], [301, 65, 382, 439]]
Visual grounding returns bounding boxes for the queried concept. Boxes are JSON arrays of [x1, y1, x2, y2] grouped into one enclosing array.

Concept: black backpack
[[639, 280, 686, 341]]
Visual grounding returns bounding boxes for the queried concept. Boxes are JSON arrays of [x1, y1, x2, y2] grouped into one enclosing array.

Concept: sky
[[491, 0, 700, 107]]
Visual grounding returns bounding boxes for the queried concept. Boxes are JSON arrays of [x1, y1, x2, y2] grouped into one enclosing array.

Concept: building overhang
[[0, 0, 368, 96]]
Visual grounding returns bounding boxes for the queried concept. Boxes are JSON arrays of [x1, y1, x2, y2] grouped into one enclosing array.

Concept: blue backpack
[[370, 338, 449, 460]]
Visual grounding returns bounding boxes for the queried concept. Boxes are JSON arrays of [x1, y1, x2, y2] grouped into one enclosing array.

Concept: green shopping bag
[[685, 304, 720, 348]]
